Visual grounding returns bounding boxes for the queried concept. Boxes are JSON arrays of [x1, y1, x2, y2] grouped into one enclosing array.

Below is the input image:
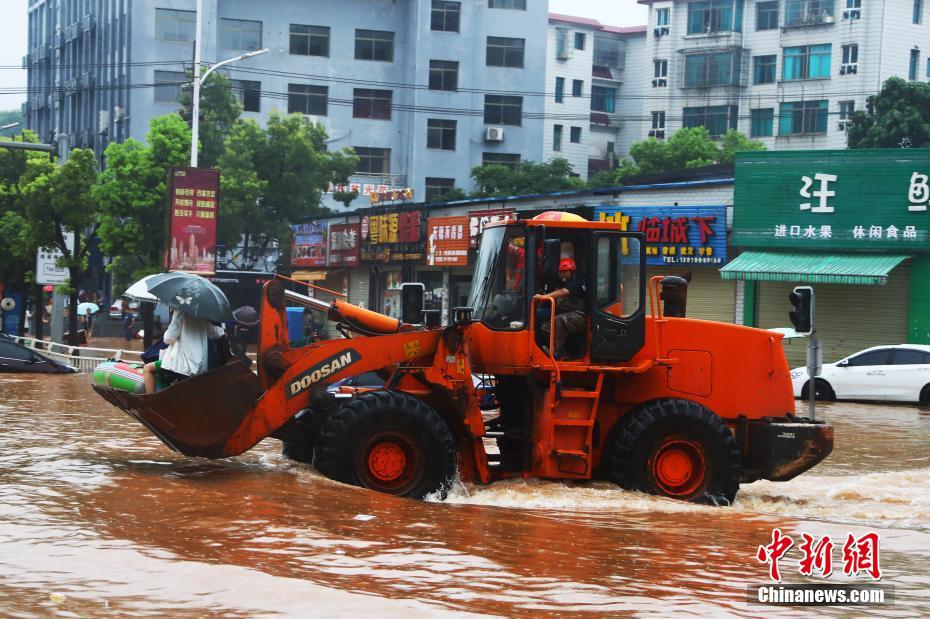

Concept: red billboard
[[328, 223, 360, 266], [427, 216, 469, 266], [166, 167, 219, 274]]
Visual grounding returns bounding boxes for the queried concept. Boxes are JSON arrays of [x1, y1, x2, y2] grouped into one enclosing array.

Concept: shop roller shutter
[[757, 264, 910, 368], [649, 266, 737, 324]]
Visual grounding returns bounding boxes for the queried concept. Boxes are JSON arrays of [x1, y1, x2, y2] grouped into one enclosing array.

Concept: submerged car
[[0, 337, 77, 373], [791, 344, 930, 404]]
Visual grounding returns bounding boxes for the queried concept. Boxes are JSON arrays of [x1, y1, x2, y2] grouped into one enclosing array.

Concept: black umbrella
[[147, 273, 233, 323]]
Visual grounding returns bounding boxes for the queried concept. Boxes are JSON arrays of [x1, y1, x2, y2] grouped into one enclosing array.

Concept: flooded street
[[1, 372, 929, 617]]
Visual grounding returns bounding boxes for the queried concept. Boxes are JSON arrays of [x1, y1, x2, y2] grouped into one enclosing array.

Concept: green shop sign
[[733, 149, 930, 251]]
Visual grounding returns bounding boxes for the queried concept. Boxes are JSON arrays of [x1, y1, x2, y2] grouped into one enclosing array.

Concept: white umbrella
[[123, 274, 167, 302], [77, 302, 100, 315]]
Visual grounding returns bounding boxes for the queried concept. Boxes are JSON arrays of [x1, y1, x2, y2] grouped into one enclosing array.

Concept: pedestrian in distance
[[121, 300, 135, 341]]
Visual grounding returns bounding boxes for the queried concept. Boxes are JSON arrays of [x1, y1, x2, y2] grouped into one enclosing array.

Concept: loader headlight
[[790, 370, 804, 379]]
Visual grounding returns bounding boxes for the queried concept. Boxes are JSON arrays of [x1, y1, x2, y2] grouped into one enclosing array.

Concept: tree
[[95, 114, 191, 291], [218, 112, 358, 268], [847, 77, 930, 149], [590, 127, 765, 187], [470, 158, 586, 197], [19, 148, 99, 344], [180, 72, 243, 168]]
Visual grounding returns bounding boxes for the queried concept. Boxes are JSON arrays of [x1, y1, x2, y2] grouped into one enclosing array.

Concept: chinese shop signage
[[596, 205, 727, 266], [292, 222, 327, 267], [328, 223, 360, 267], [166, 167, 219, 274], [427, 216, 469, 266], [733, 149, 930, 250], [468, 208, 517, 248], [360, 209, 426, 262]]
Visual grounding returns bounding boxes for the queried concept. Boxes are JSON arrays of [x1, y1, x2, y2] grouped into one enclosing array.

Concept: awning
[[291, 270, 329, 282], [720, 251, 909, 286]]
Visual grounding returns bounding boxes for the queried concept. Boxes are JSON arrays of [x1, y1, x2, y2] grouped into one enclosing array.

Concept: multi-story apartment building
[[25, 0, 549, 206], [543, 14, 646, 179], [636, 0, 930, 149]]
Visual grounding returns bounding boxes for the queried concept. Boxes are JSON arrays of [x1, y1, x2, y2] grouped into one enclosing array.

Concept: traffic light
[[788, 286, 814, 335]]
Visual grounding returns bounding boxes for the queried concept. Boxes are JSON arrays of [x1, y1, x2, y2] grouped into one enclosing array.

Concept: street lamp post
[[189, 0, 267, 167]]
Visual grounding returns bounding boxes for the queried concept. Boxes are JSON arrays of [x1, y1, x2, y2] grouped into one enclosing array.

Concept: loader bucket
[[92, 361, 263, 459]]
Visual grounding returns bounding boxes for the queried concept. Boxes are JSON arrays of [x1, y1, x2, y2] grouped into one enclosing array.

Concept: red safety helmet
[[558, 258, 576, 272]]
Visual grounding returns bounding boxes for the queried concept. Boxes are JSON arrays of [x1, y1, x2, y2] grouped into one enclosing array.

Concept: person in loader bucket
[[534, 257, 586, 359]]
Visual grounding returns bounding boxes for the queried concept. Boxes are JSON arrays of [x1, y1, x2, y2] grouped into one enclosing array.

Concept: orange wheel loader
[[93, 212, 833, 504]]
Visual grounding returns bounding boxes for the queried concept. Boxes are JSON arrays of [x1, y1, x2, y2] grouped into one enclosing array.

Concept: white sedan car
[[791, 344, 930, 404]]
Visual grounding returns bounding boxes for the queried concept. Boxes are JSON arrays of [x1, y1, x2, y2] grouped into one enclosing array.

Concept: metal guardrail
[[10, 335, 143, 372]]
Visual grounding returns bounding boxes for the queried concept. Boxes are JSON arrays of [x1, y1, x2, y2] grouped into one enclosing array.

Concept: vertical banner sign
[[427, 216, 469, 266], [468, 209, 517, 248], [166, 167, 219, 273], [291, 222, 328, 267], [328, 223, 361, 267]]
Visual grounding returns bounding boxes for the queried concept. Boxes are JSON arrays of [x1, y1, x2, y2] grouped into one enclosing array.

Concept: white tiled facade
[[636, 0, 930, 149]]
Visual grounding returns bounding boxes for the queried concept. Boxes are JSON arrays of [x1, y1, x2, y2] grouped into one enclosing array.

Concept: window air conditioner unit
[[485, 126, 504, 142], [653, 27, 669, 37], [651, 78, 667, 87], [98, 110, 110, 134], [842, 9, 860, 20], [840, 64, 857, 75], [113, 106, 125, 122], [822, 15, 835, 24], [302, 115, 320, 124], [838, 120, 851, 131], [648, 129, 666, 139]]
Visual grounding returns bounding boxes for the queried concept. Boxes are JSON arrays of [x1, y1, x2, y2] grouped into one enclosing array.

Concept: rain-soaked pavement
[[1, 366, 929, 617]]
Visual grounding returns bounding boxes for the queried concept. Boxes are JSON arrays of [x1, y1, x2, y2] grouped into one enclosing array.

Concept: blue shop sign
[[595, 205, 727, 266]]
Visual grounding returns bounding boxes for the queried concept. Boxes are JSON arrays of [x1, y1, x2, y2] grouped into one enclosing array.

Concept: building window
[[155, 9, 195, 42], [290, 24, 329, 57], [353, 89, 392, 120], [427, 119, 456, 150], [287, 84, 328, 115], [553, 124, 563, 151], [154, 71, 186, 103], [654, 59, 668, 78], [570, 126, 582, 143], [355, 29, 394, 62], [231, 80, 261, 112], [756, 1, 779, 30], [839, 100, 855, 121], [572, 79, 583, 97], [425, 177, 456, 201], [915, 0, 923, 24], [488, 0, 526, 9], [594, 35, 623, 68], [656, 8, 671, 26], [429, 60, 458, 91], [779, 100, 828, 135], [927, 57, 930, 77], [220, 18, 262, 51], [484, 95, 522, 125], [354, 147, 391, 174], [574, 32, 586, 50], [784, 0, 835, 28], [783, 44, 832, 80], [842, 44, 858, 65], [555, 77, 565, 103], [910, 49, 920, 80], [753, 55, 777, 84], [651, 111, 666, 130], [556, 28, 571, 59], [684, 50, 742, 87], [486, 36, 525, 68], [482, 152, 521, 169], [591, 86, 616, 113], [687, 1, 742, 35], [750, 108, 774, 137], [431, 1, 461, 32], [682, 105, 738, 137]]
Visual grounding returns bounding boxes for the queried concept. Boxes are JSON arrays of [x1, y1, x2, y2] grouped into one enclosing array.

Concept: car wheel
[[920, 384, 930, 406], [603, 399, 741, 506], [801, 379, 835, 401]]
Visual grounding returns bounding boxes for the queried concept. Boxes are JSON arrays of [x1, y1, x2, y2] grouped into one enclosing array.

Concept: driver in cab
[[534, 258, 586, 359]]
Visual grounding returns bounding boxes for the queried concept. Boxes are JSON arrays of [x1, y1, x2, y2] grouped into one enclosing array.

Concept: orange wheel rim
[[367, 441, 407, 482], [651, 436, 706, 498]]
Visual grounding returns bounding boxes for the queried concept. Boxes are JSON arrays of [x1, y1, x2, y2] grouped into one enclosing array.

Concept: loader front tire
[[314, 390, 457, 499], [604, 399, 741, 505]]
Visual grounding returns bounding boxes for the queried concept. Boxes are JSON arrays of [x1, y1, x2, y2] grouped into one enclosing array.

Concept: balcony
[[784, 1, 836, 28]]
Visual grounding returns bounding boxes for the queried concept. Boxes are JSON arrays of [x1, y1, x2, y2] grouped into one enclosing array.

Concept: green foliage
[[95, 115, 191, 290], [847, 77, 930, 149], [590, 127, 765, 187], [470, 158, 586, 197], [0, 130, 46, 282], [0, 109, 24, 136], [218, 112, 358, 267], [180, 72, 243, 168], [436, 187, 468, 202]]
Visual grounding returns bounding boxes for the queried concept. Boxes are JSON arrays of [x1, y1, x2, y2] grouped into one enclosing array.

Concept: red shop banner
[[468, 208, 517, 248], [328, 222, 360, 267], [427, 215, 469, 266], [165, 167, 219, 274]]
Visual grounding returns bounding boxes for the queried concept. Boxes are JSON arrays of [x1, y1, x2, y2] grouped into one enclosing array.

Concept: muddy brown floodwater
[[1, 373, 929, 617]]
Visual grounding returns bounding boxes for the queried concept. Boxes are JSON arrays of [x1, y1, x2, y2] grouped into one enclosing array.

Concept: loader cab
[[469, 219, 646, 362]]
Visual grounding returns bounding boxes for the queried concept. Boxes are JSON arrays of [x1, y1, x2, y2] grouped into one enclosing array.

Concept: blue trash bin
[[285, 307, 305, 345]]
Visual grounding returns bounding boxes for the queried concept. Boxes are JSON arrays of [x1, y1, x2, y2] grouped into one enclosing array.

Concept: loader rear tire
[[604, 399, 741, 506], [314, 390, 457, 499]]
